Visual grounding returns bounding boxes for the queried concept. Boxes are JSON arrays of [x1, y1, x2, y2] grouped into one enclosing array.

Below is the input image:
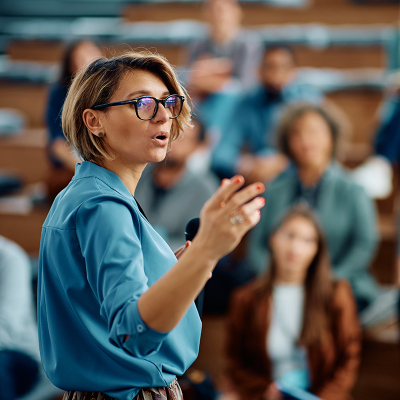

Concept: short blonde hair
[[62, 51, 192, 163]]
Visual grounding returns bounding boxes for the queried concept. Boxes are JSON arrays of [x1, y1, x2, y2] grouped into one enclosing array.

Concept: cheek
[[301, 244, 318, 265]]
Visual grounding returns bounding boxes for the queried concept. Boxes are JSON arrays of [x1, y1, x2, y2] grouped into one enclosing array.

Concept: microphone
[[185, 217, 200, 242], [184, 218, 204, 316]]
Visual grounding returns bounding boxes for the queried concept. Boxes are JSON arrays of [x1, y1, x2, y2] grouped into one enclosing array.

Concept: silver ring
[[230, 213, 245, 226]]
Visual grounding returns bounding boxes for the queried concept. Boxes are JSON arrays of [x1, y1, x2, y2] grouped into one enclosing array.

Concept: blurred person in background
[[186, 0, 262, 137], [45, 39, 102, 201], [135, 117, 218, 250], [211, 45, 323, 182], [224, 205, 361, 400], [0, 235, 40, 400], [248, 103, 381, 313]]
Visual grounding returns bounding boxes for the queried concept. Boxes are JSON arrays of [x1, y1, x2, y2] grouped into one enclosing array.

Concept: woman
[[45, 39, 102, 200], [226, 205, 361, 400], [248, 103, 380, 309], [37, 51, 265, 400]]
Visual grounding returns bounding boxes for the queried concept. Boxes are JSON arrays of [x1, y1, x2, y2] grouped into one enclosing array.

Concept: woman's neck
[[101, 158, 145, 196], [275, 275, 305, 286], [298, 161, 330, 188]]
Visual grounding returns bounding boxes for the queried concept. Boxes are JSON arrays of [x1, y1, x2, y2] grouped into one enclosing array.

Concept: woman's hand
[[263, 383, 283, 400], [193, 175, 265, 262]]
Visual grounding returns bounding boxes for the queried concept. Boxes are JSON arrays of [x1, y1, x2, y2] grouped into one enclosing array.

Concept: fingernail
[[256, 210, 261, 215], [256, 183, 264, 191], [234, 176, 242, 184], [259, 197, 265, 204]]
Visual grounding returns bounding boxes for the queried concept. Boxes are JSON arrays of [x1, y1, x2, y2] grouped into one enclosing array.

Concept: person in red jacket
[[225, 204, 361, 400]]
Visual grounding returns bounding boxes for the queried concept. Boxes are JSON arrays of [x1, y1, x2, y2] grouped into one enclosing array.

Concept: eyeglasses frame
[[92, 94, 185, 121]]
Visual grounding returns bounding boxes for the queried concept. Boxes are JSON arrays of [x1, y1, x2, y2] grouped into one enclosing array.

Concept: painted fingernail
[[256, 210, 261, 215], [256, 183, 264, 191], [234, 176, 242, 184], [258, 197, 265, 204]]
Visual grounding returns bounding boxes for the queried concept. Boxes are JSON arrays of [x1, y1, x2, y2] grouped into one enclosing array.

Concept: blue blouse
[[37, 161, 202, 400]]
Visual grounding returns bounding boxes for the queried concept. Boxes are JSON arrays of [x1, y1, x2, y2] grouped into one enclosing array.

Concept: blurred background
[[1, 0, 400, 399]]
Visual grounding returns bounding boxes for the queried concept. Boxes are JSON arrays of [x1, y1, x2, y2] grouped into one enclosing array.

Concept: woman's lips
[[152, 132, 169, 146]]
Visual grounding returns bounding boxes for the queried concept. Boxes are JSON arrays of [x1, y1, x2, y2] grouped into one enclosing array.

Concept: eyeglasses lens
[[137, 97, 156, 120], [136, 96, 182, 120], [165, 96, 181, 118]]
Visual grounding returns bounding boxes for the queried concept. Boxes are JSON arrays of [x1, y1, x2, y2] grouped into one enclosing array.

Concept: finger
[[207, 175, 245, 209], [226, 182, 265, 213], [234, 197, 265, 231]]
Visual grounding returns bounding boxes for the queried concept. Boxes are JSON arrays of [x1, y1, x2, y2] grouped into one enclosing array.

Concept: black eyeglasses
[[92, 94, 185, 121]]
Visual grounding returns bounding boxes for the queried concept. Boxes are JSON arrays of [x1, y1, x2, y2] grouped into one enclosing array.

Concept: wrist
[[188, 236, 219, 270]]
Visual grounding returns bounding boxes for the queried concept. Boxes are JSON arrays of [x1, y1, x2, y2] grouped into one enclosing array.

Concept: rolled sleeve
[[76, 197, 170, 358]]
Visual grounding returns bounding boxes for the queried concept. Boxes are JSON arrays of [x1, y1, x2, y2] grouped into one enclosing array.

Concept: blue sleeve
[[76, 198, 169, 358], [374, 99, 400, 163], [210, 99, 248, 179], [46, 85, 68, 143]]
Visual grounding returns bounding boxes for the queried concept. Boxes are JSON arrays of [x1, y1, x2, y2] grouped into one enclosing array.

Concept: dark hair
[[191, 115, 206, 143], [59, 39, 100, 87], [255, 204, 334, 347], [262, 44, 296, 65], [276, 103, 341, 162]]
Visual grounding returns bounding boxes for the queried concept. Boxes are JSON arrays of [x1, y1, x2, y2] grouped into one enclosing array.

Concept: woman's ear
[[82, 109, 105, 138]]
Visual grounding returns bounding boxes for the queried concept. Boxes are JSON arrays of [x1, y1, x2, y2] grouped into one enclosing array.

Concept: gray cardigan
[[248, 163, 381, 303]]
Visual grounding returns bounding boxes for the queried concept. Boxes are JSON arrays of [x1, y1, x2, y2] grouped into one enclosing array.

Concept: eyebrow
[[125, 90, 170, 99]]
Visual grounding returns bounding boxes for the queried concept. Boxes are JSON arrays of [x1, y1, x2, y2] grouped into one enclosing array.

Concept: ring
[[230, 212, 245, 226]]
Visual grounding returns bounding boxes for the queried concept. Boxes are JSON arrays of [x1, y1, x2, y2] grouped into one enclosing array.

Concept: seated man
[[0, 236, 40, 400], [211, 45, 323, 182], [185, 0, 262, 137], [135, 118, 218, 250]]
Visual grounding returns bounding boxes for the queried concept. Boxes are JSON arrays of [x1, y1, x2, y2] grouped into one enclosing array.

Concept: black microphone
[[185, 217, 200, 242], [184, 218, 204, 316]]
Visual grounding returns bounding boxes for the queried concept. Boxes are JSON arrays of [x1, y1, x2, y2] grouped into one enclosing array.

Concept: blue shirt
[[37, 161, 202, 400], [374, 93, 400, 163], [211, 83, 323, 179]]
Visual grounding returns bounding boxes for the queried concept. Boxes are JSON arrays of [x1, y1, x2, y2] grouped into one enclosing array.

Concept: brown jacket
[[225, 280, 362, 400]]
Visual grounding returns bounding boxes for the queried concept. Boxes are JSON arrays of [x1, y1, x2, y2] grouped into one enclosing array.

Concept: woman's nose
[[153, 102, 170, 124]]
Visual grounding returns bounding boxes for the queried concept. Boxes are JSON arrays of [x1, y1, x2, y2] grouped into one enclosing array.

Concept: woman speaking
[[37, 51, 265, 400]]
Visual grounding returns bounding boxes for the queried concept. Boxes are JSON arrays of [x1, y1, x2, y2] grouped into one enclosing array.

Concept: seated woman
[[248, 103, 381, 310], [45, 39, 102, 200], [225, 205, 361, 400]]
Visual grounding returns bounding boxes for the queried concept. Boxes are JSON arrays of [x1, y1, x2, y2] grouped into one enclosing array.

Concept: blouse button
[[137, 324, 144, 333]]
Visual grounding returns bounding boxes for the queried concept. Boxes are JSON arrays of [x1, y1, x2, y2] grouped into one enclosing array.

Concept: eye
[[165, 96, 178, 110], [137, 97, 154, 110]]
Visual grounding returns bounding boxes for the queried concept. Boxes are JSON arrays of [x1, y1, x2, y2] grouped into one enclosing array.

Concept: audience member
[[225, 205, 361, 400], [45, 40, 102, 200], [211, 45, 323, 182], [248, 103, 381, 310], [187, 0, 261, 95], [185, 0, 262, 139], [0, 236, 40, 400], [135, 118, 218, 250]]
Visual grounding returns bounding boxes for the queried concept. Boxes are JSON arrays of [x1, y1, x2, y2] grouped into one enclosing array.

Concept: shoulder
[[182, 170, 218, 196], [0, 236, 31, 276], [284, 81, 323, 104], [231, 278, 266, 308], [327, 164, 370, 198]]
